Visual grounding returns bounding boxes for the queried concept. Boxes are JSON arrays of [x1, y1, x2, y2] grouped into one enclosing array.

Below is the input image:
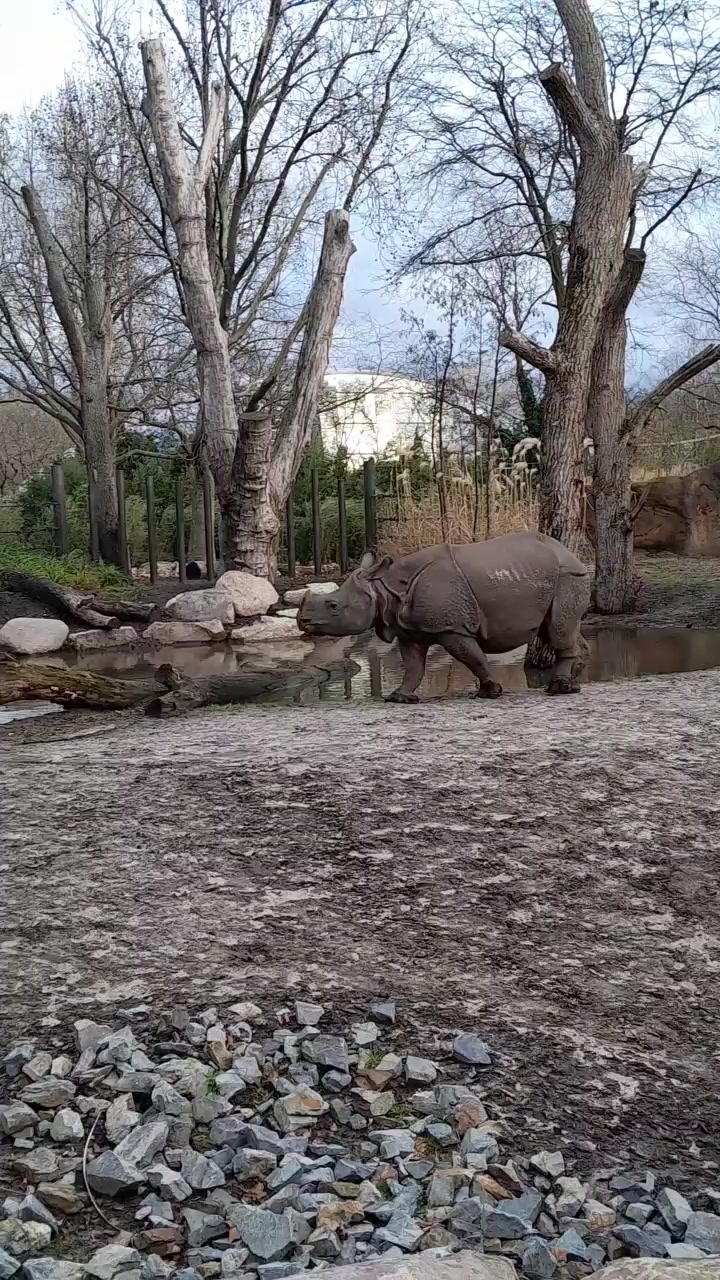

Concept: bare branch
[[538, 62, 603, 151], [498, 326, 557, 374], [196, 81, 224, 188], [21, 185, 86, 375], [626, 344, 720, 437]]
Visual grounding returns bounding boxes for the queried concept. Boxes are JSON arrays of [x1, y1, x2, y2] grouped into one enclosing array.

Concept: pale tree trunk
[[223, 210, 355, 578], [141, 42, 355, 582], [141, 41, 237, 495]]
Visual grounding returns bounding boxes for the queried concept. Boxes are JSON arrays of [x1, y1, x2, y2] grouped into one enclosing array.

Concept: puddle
[[2, 626, 720, 724]]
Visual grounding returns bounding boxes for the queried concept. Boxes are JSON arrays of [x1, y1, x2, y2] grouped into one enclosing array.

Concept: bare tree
[[404, 0, 720, 610], [0, 402, 68, 496], [73, 0, 418, 576], [0, 76, 182, 563]]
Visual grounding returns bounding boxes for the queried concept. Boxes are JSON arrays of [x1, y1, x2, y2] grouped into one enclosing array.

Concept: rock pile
[[1, 1004, 717, 1280]]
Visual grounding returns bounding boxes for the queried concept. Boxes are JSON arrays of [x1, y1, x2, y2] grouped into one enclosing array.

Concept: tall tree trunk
[[588, 250, 645, 613], [536, 139, 634, 552], [141, 44, 355, 583], [141, 42, 238, 495], [221, 210, 355, 580], [82, 337, 119, 566], [222, 413, 279, 575]]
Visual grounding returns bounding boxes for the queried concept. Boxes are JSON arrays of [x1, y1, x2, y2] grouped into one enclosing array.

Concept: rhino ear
[[363, 554, 394, 580], [359, 551, 375, 570]]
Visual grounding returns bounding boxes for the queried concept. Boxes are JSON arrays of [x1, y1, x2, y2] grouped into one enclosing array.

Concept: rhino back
[[395, 534, 564, 649]]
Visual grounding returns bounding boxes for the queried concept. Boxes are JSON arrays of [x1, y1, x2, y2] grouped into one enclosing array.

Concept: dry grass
[[379, 482, 538, 556]]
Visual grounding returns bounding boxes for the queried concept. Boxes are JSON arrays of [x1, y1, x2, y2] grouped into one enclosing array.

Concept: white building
[[320, 372, 432, 460], [320, 369, 524, 462]]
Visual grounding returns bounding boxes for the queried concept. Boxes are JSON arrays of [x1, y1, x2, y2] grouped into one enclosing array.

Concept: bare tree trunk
[[222, 413, 279, 575], [222, 211, 355, 580], [83, 340, 119, 566], [588, 251, 645, 613], [141, 41, 237, 494], [498, 9, 636, 555]]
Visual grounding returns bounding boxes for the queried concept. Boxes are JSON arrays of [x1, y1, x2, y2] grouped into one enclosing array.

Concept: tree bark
[[222, 413, 278, 575], [223, 210, 355, 580], [141, 42, 355, 583], [141, 41, 238, 495], [500, 14, 637, 555], [21, 184, 122, 566], [588, 250, 645, 613]]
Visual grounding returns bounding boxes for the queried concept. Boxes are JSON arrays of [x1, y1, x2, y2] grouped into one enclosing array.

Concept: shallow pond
[[3, 624, 720, 725]]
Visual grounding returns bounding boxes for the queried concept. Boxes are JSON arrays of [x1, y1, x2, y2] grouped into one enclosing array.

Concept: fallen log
[[92, 599, 163, 625], [0, 657, 359, 714], [5, 572, 120, 630]]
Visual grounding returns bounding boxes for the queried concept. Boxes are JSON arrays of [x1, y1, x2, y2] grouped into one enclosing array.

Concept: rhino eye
[[328, 599, 339, 611]]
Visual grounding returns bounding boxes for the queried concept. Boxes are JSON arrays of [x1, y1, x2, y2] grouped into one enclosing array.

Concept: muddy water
[[3, 625, 720, 724]]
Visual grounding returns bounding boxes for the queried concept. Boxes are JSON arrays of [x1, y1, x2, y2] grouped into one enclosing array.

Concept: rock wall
[[632, 463, 720, 557]]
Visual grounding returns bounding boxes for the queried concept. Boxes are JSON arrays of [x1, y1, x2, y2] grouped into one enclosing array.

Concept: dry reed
[[379, 479, 539, 556]]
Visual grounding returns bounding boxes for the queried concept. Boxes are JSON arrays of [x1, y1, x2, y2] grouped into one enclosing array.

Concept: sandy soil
[[2, 671, 720, 1186]]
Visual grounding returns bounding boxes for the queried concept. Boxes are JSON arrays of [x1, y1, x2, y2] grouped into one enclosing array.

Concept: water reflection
[[4, 626, 720, 724]]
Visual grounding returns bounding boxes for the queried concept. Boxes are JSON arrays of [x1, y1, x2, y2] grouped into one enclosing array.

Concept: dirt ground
[[2, 669, 720, 1189]]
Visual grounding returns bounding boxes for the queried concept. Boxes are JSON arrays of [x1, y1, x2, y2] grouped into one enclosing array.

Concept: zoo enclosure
[[6, 457, 388, 582]]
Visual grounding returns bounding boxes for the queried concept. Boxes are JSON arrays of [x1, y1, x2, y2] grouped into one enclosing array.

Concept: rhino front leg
[[436, 632, 502, 699], [385, 638, 428, 704]]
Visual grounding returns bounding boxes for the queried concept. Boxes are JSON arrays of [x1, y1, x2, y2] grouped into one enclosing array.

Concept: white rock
[[164, 590, 235, 624], [66, 627, 138, 652], [104, 1095, 139, 1144], [84, 1245, 143, 1280], [232, 617, 306, 644], [284, 582, 339, 607], [143, 620, 225, 645], [216, 570, 278, 619], [0, 619, 69, 656], [49, 1109, 84, 1142]]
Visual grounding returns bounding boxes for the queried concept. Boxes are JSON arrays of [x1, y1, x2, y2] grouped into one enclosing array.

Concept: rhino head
[[297, 554, 392, 637]]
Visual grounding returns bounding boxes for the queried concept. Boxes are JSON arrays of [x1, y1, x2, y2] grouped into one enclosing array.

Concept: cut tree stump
[[0, 657, 359, 715]]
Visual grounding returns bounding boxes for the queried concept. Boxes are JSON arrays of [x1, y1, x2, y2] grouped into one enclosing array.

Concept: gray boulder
[[85, 1152, 142, 1197], [165, 591, 235, 624]]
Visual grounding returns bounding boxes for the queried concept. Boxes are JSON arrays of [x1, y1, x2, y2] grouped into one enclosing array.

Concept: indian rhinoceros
[[297, 531, 591, 703]]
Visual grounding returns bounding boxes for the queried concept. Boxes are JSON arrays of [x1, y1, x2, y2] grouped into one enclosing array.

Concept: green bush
[[0, 543, 126, 591]]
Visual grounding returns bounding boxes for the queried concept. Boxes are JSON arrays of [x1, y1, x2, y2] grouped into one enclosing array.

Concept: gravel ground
[[2, 671, 720, 1187]]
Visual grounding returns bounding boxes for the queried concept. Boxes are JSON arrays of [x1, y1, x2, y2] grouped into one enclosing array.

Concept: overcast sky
[[1, 0, 679, 383]]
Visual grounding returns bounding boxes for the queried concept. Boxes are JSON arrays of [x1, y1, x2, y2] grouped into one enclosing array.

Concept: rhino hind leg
[[435, 632, 502, 699], [385, 637, 428, 704], [542, 573, 591, 696]]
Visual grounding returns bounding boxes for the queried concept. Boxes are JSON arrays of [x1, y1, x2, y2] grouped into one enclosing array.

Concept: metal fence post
[[337, 473, 348, 574], [116, 467, 130, 574], [51, 462, 68, 556], [363, 457, 377, 554], [311, 465, 322, 576], [88, 469, 100, 563], [145, 474, 158, 585], [202, 470, 216, 583], [176, 475, 187, 585], [286, 493, 296, 580]]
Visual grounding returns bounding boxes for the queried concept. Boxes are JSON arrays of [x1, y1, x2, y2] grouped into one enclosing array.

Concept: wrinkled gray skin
[[298, 532, 592, 703]]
